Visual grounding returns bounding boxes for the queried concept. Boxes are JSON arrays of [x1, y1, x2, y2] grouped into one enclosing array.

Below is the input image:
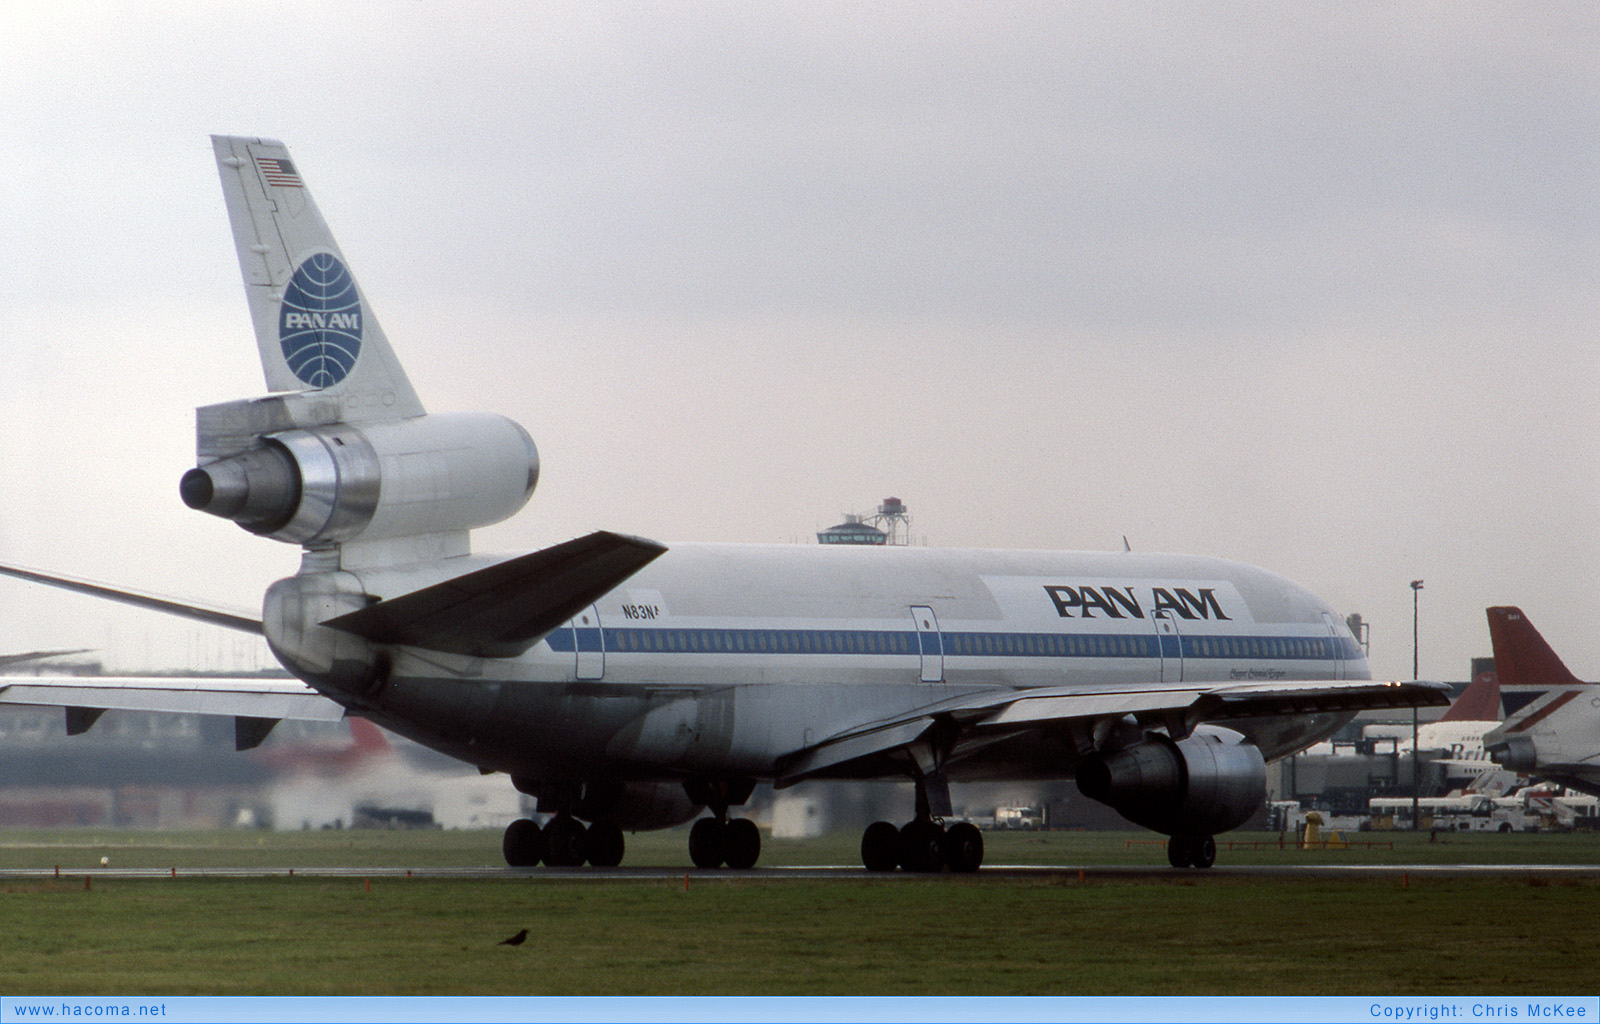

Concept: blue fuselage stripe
[[547, 626, 1360, 663]]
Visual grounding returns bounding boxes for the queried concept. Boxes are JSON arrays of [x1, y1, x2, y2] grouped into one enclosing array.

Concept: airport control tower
[[817, 497, 911, 546]]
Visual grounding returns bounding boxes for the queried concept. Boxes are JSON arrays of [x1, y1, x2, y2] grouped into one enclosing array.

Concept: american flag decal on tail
[[257, 157, 303, 188]]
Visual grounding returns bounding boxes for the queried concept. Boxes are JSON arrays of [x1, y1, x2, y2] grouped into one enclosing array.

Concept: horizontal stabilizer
[[323, 531, 668, 658]]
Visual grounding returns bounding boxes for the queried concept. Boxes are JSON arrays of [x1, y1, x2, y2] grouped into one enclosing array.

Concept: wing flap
[[323, 531, 668, 658]]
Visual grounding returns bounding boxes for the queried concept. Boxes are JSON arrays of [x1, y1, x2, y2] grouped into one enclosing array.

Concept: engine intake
[[182, 411, 538, 548], [1076, 729, 1266, 836]]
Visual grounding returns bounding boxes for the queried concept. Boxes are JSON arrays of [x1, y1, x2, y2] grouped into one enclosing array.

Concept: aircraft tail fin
[[1439, 666, 1502, 723], [347, 717, 392, 755], [1486, 606, 1584, 691], [211, 135, 423, 422]]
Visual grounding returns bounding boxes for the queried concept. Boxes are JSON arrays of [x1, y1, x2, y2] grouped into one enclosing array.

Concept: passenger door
[[573, 605, 604, 680], [911, 605, 943, 683]]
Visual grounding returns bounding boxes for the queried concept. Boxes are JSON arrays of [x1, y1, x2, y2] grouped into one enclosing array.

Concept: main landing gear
[[502, 814, 627, 868], [1166, 833, 1217, 869], [688, 815, 761, 869], [859, 769, 983, 873], [685, 779, 761, 869], [860, 817, 983, 873]]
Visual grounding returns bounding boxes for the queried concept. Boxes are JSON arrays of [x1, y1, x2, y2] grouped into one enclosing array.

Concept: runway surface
[[9, 863, 1600, 881]]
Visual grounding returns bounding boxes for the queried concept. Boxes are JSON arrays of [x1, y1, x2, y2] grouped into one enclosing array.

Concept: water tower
[[870, 497, 911, 546]]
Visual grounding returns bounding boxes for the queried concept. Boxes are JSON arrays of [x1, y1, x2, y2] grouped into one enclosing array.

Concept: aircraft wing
[[0, 649, 93, 670], [0, 675, 346, 750], [0, 564, 263, 634], [980, 677, 1441, 728], [776, 677, 1450, 784]]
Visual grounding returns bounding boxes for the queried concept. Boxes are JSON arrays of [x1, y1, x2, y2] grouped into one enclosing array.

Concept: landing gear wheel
[[723, 818, 761, 869], [502, 818, 544, 867], [544, 814, 589, 867], [585, 820, 626, 867], [898, 819, 947, 873], [943, 821, 984, 873], [689, 817, 725, 868], [1167, 834, 1216, 868], [861, 821, 900, 872]]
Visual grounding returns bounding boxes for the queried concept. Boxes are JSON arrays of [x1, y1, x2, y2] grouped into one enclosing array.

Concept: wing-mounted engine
[[1075, 726, 1266, 836], [180, 394, 539, 553]]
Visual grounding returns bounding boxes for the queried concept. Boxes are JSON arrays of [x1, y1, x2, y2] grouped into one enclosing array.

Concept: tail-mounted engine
[[1075, 728, 1266, 836], [180, 396, 538, 549]]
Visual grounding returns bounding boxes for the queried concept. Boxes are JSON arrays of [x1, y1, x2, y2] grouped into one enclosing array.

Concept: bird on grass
[[498, 929, 528, 946]]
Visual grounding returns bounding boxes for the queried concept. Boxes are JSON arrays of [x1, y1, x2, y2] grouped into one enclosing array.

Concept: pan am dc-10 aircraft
[[0, 136, 1447, 871]]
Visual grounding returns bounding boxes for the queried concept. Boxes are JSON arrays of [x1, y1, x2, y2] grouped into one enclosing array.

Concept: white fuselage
[[281, 543, 1369, 788]]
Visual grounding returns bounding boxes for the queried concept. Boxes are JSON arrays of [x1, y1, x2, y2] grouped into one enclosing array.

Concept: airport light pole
[[1411, 579, 1424, 830]]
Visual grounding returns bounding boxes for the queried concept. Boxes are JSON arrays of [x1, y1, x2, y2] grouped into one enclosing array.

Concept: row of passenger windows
[[607, 628, 915, 656], [1189, 635, 1336, 660], [563, 628, 1346, 661], [945, 632, 1150, 658]]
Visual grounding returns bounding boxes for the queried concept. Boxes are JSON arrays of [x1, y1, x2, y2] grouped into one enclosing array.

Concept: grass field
[[1, 825, 1597, 870], [1, 828, 1596, 995]]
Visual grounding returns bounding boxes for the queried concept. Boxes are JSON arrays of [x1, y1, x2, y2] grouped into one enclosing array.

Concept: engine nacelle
[[262, 571, 389, 699], [181, 411, 538, 548], [1076, 729, 1266, 836], [1488, 735, 1537, 774]]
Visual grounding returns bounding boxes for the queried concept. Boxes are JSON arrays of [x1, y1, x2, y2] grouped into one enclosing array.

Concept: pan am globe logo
[[279, 253, 363, 388]]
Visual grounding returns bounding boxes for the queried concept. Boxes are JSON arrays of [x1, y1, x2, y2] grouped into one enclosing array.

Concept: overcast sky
[[1, 3, 1596, 683]]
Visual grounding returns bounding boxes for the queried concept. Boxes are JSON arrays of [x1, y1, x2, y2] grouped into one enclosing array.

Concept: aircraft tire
[[898, 819, 946, 873], [861, 821, 900, 872], [1166, 835, 1192, 869], [943, 821, 984, 873], [688, 817, 725, 868], [502, 818, 545, 867], [585, 820, 626, 867], [723, 818, 761, 869], [545, 814, 589, 867], [1191, 835, 1216, 869]]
